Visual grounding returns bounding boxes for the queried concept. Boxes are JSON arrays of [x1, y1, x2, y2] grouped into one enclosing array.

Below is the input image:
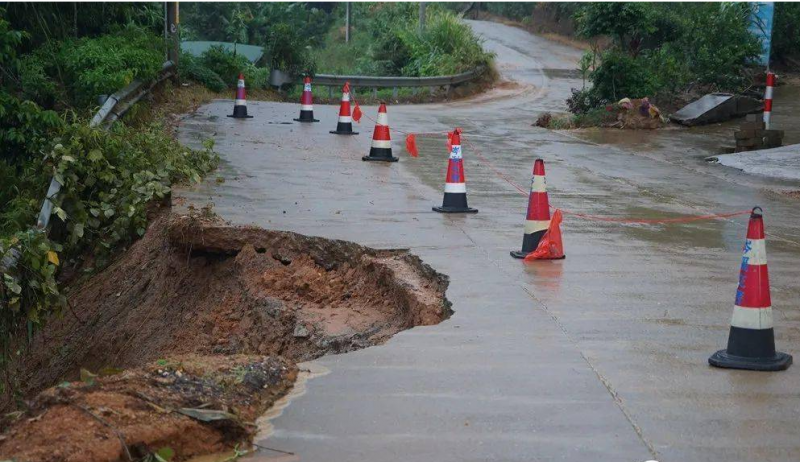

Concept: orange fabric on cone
[[352, 102, 362, 123], [406, 134, 419, 157], [524, 209, 564, 261]]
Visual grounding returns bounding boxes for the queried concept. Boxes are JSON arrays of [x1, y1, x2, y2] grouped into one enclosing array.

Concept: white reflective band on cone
[[371, 139, 391, 149], [765, 86, 773, 99], [763, 112, 771, 124], [524, 220, 550, 234], [238, 80, 245, 88], [301, 105, 314, 111], [731, 305, 773, 330], [338, 116, 352, 123], [444, 183, 466, 193], [530, 176, 547, 193], [342, 93, 350, 102], [304, 83, 311, 91], [234, 99, 246, 106], [742, 239, 767, 266], [376, 112, 389, 125]]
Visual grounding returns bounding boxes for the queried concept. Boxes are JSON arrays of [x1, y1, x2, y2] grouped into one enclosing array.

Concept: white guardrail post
[[0, 61, 176, 276]]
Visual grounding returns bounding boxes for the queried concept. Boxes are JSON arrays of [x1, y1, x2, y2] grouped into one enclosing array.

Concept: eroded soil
[[1, 210, 451, 461]]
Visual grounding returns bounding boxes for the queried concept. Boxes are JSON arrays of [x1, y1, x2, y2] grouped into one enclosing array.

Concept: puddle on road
[[242, 362, 331, 461]]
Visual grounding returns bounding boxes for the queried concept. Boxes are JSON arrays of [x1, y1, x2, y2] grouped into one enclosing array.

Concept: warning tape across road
[[349, 103, 753, 225]]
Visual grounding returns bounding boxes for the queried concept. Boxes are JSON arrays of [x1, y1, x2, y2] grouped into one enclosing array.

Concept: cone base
[[294, 110, 319, 123], [294, 118, 319, 123], [228, 105, 252, 118], [331, 130, 359, 135], [709, 349, 792, 371], [362, 156, 398, 162], [510, 250, 566, 260], [432, 206, 478, 214]]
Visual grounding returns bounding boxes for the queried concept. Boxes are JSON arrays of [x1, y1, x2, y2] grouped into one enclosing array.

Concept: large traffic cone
[[433, 129, 477, 213], [362, 103, 398, 162], [709, 207, 792, 371], [227, 73, 253, 119], [330, 82, 358, 135], [294, 76, 319, 123], [511, 159, 553, 258]]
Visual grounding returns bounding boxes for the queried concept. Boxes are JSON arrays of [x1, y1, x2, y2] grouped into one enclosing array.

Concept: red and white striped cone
[[709, 207, 792, 371], [362, 103, 397, 162], [511, 159, 555, 258], [433, 129, 477, 213], [763, 72, 775, 129], [227, 73, 253, 119], [294, 76, 319, 123], [330, 82, 358, 135]]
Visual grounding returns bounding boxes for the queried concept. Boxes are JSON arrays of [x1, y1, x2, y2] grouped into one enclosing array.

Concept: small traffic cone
[[330, 82, 358, 135], [227, 73, 253, 119], [362, 103, 398, 162], [511, 159, 555, 258], [432, 129, 477, 213], [294, 76, 319, 123], [709, 207, 792, 371]]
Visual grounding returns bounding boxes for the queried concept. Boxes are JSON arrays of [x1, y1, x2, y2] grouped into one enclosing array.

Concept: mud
[[2, 210, 451, 461], [0, 355, 296, 462]]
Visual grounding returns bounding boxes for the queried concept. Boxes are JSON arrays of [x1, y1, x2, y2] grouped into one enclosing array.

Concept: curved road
[[177, 21, 800, 462]]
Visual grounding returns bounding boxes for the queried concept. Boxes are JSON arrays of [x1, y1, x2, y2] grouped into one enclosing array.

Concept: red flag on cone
[[352, 101, 362, 123], [524, 209, 565, 261], [406, 134, 419, 157]]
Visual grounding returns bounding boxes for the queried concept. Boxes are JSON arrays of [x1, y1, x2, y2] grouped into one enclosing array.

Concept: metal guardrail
[[0, 61, 176, 275], [312, 68, 485, 98]]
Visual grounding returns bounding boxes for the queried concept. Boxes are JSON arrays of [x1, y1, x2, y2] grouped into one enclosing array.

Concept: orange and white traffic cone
[[511, 159, 553, 258], [227, 73, 253, 119], [709, 207, 792, 371], [330, 82, 358, 135], [294, 76, 319, 123], [432, 128, 477, 213], [362, 102, 397, 162]]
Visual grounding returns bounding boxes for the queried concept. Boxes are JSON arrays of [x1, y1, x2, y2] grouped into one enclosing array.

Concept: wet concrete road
[[176, 21, 800, 462]]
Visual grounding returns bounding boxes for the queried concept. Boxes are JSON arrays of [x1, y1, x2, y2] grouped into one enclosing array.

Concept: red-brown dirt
[[1, 209, 451, 461]]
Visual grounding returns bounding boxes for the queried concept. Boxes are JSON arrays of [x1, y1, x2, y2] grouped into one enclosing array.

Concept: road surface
[[176, 20, 800, 462]]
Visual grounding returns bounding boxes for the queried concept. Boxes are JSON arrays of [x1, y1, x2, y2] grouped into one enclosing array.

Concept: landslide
[[0, 209, 452, 461]]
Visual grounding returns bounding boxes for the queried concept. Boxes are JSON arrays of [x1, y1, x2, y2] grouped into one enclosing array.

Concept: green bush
[[58, 26, 164, 106], [199, 45, 251, 86], [179, 52, 227, 93], [264, 23, 316, 76], [772, 3, 800, 64]]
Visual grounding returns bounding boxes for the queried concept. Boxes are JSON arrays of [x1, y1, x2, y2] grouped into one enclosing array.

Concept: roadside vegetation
[[0, 5, 217, 398], [481, 2, 800, 129], [177, 2, 494, 102]]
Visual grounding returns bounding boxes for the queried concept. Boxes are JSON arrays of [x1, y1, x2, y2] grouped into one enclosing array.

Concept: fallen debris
[[2, 210, 452, 461]]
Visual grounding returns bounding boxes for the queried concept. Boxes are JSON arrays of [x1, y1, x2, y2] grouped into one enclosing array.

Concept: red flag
[[406, 134, 419, 157], [446, 131, 453, 153], [524, 209, 565, 261], [352, 101, 362, 123]]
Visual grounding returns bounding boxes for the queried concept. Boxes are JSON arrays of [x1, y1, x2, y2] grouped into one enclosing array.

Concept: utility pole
[[345, 2, 351, 44], [165, 2, 180, 66], [419, 2, 427, 35]]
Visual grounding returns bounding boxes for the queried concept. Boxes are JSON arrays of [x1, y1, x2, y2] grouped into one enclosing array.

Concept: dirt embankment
[[1, 209, 451, 461]]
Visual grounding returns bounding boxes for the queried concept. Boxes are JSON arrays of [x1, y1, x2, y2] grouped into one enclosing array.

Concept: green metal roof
[[180, 41, 264, 63]]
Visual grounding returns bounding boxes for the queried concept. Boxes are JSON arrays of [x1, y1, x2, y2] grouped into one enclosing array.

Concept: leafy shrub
[[58, 26, 164, 106], [566, 88, 608, 115], [263, 23, 316, 76], [16, 52, 60, 107], [199, 45, 251, 86], [178, 52, 227, 93], [772, 3, 800, 64]]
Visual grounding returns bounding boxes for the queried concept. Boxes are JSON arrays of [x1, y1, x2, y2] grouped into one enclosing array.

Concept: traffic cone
[[709, 207, 792, 371], [330, 82, 358, 135], [227, 73, 253, 119], [294, 76, 319, 123], [432, 128, 477, 213], [362, 103, 398, 162], [511, 159, 555, 258]]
